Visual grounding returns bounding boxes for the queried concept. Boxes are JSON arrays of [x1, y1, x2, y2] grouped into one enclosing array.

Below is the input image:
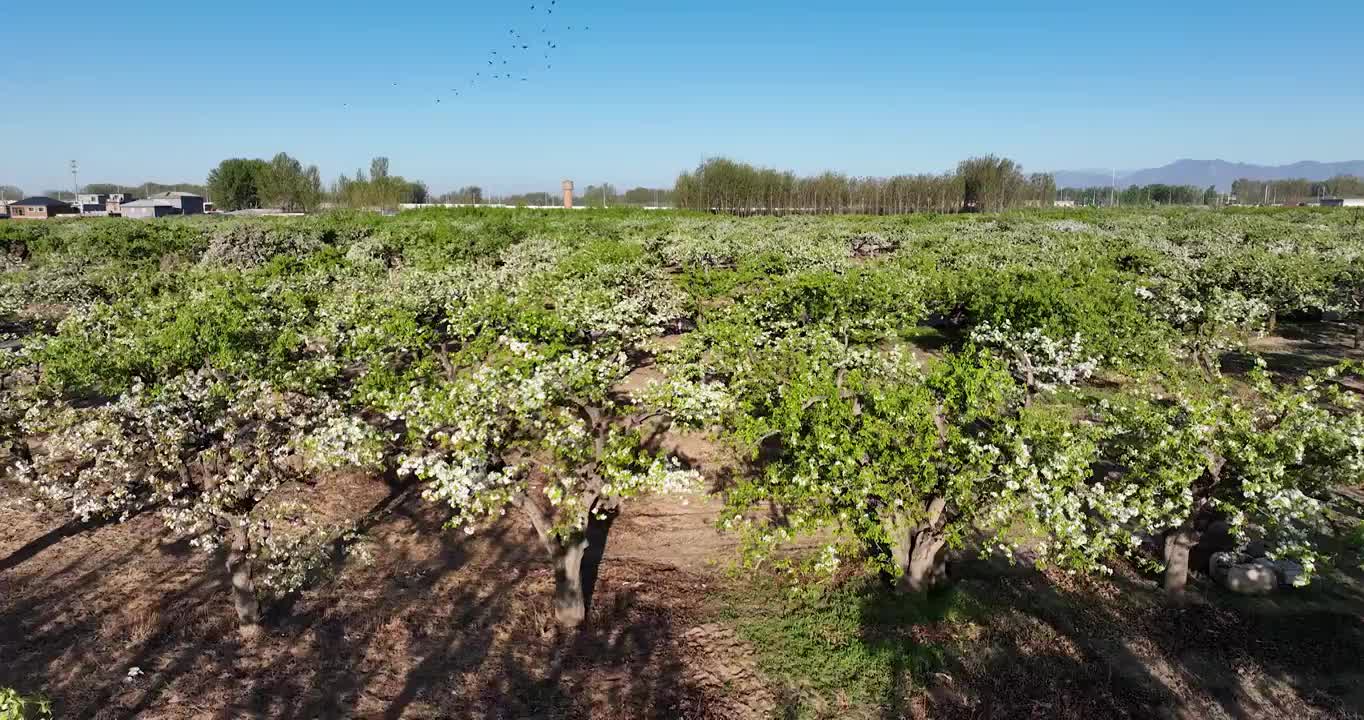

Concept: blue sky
[[3, 0, 1362, 195]]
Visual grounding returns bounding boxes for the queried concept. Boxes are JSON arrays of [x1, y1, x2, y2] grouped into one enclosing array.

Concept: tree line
[[430, 185, 674, 208], [671, 156, 1056, 215], [13, 182, 208, 203], [1231, 175, 1364, 205], [333, 157, 428, 210], [1058, 184, 1218, 207], [203, 155, 431, 212], [205, 154, 323, 212]]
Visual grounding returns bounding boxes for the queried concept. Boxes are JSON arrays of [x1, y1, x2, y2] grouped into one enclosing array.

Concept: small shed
[[120, 198, 183, 219], [151, 191, 205, 215]]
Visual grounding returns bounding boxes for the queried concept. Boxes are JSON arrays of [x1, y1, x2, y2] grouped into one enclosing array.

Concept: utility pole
[[70, 160, 79, 201]]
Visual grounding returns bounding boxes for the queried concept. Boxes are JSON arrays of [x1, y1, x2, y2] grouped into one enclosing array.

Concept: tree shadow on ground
[[0, 515, 106, 574], [0, 492, 718, 720], [1223, 321, 1364, 383], [906, 552, 1364, 720], [1222, 351, 1346, 381], [1272, 321, 1359, 350]]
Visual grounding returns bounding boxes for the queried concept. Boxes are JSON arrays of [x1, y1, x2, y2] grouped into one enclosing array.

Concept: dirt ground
[[1244, 321, 1364, 382], [5, 481, 1362, 720], [0, 484, 768, 720]]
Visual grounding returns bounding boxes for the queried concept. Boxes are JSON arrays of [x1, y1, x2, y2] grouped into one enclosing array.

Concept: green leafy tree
[[1095, 364, 1364, 597], [206, 158, 269, 211], [334, 157, 420, 210], [723, 348, 1097, 592], [958, 155, 1025, 212], [259, 152, 305, 212], [407, 181, 429, 204]]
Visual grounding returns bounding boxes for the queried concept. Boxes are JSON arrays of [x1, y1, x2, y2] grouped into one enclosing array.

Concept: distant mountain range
[[1053, 160, 1364, 193]]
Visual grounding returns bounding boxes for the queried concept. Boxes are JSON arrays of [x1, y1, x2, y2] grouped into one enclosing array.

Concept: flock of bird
[[345, 2, 589, 108]]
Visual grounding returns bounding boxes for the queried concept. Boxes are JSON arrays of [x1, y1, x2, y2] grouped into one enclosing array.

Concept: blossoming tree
[[1095, 362, 1364, 597], [19, 371, 384, 635], [722, 347, 1099, 593], [391, 337, 727, 626]]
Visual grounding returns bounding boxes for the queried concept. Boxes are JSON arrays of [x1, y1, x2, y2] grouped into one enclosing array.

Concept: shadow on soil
[[0, 492, 719, 719], [909, 554, 1364, 720]]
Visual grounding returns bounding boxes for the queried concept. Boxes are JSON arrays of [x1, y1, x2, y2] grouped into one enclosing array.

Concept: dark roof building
[[7, 197, 76, 220]]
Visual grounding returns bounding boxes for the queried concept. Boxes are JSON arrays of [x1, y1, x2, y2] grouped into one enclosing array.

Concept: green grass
[[714, 574, 984, 718], [1347, 520, 1364, 551]]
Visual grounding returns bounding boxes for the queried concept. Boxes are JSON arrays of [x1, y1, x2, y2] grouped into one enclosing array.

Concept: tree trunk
[[226, 524, 262, 637], [1354, 321, 1362, 350], [902, 530, 948, 593], [1195, 344, 1218, 382], [885, 497, 949, 594], [550, 535, 590, 628], [1162, 526, 1199, 600]]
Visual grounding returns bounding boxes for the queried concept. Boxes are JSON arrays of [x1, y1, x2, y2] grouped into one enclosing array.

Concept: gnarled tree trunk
[[226, 524, 262, 637], [550, 534, 590, 628], [885, 497, 950, 594], [521, 495, 597, 629], [1162, 525, 1199, 600], [1164, 456, 1224, 600]]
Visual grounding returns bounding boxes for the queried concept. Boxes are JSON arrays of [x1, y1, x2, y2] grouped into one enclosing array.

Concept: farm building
[[7, 196, 77, 219], [1318, 197, 1364, 207], [150, 191, 206, 215], [104, 193, 138, 216], [120, 198, 183, 219], [75, 193, 111, 215]]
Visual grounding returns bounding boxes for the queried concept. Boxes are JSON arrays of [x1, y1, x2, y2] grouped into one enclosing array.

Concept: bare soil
[[1242, 321, 1364, 384], [3, 481, 1363, 719], [0, 483, 751, 720], [927, 556, 1364, 720]]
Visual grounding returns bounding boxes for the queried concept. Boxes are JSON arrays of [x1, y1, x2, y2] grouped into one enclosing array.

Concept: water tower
[[562, 180, 574, 209]]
